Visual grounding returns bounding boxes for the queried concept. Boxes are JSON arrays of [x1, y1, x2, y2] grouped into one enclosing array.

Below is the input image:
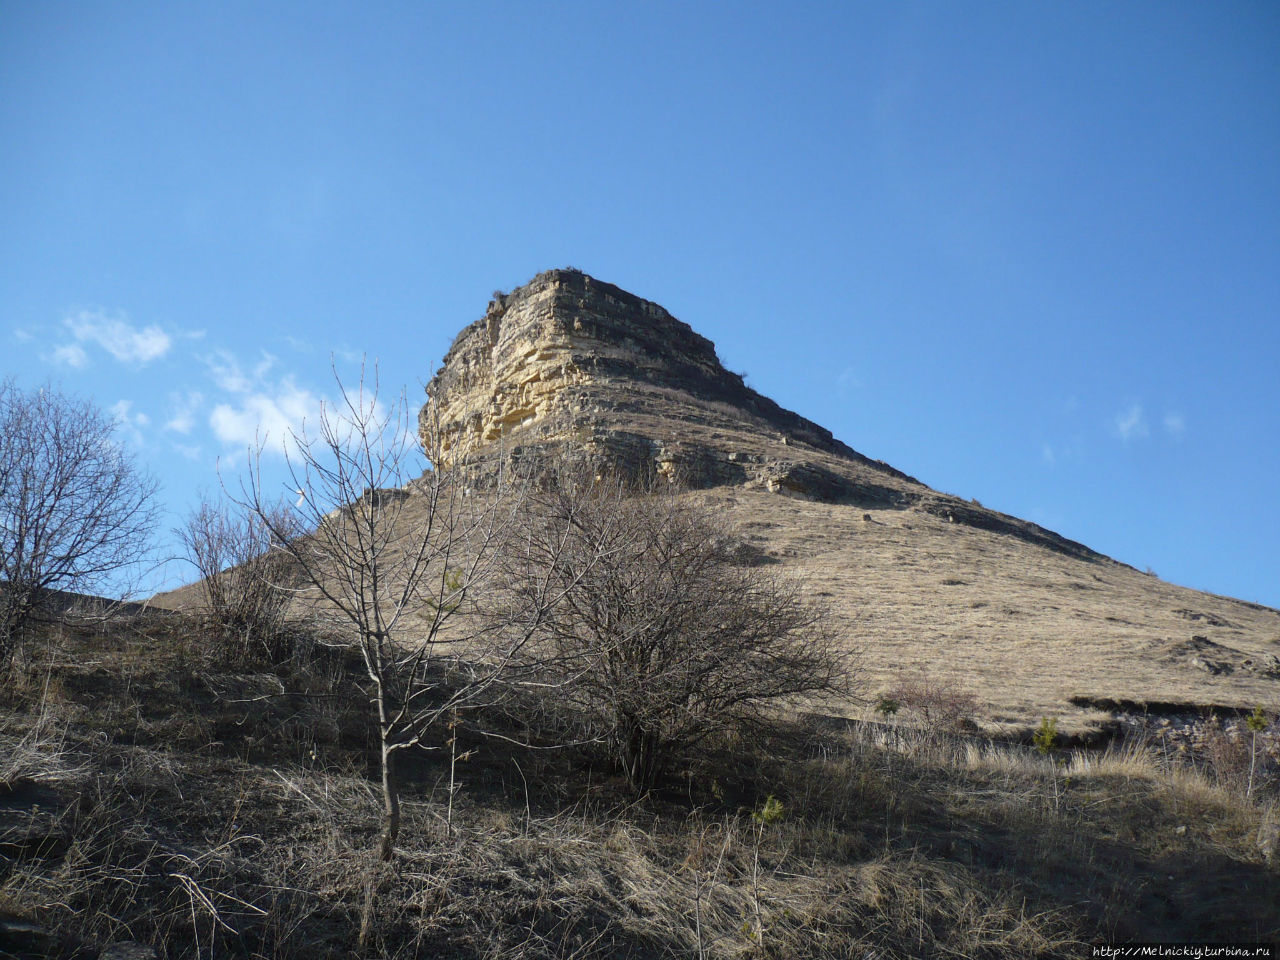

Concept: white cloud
[[172, 442, 204, 461], [167, 411, 195, 434], [108, 399, 150, 446], [164, 391, 204, 434], [109, 399, 143, 423], [209, 376, 324, 459], [335, 346, 364, 364], [1113, 403, 1148, 442], [204, 349, 276, 394], [202, 349, 397, 464], [65, 310, 172, 364], [51, 343, 89, 368], [1041, 442, 1056, 465], [12, 328, 32, 343], [205, 351, 251, 393], [1163, 412, 1185, 438]]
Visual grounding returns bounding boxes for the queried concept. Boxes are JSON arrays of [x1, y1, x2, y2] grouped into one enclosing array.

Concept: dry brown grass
[[153, 481, 1280, 738], [695, 488, 1280, 734], [3, 613, 1277, 958]]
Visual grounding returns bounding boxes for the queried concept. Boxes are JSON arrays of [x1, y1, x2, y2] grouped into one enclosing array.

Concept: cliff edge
[[421, 268, 1105, 562]]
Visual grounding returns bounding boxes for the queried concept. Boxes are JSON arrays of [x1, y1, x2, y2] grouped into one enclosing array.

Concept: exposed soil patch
[[1151, 634, 1280, 678], [1173, 608, 1240, 629], [1069, 694, 1258, 717]]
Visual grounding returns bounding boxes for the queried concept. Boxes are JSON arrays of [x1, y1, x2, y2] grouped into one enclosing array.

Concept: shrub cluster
[[176, 498, 302, 668]]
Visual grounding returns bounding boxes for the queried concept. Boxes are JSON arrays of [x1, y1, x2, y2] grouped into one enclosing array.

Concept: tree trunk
[[621, 721, 661, 793], [378, 736, 400, 861], [1248, 732, 1257, 800], [0, 584, 34, 668]]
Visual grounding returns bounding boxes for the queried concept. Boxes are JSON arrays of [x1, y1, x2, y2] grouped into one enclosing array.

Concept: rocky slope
[[157, 269, 1280, 731], [413, 269, 1280, 730], [422, 269, 1103, 562]]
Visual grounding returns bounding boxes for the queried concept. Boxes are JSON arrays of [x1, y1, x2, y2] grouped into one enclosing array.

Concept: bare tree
[[0, 380, 159, 665], [176, 496, 303, 666], [238, 366, 582, 861], [505, 467, 854, 793]]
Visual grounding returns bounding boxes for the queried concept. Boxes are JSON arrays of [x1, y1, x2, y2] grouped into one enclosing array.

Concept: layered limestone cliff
[[423, 269, 904, 483], [421, 269, 1106, 561]]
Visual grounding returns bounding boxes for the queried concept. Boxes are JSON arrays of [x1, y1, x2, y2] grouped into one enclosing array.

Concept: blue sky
[[2, 1, 1277, 605]]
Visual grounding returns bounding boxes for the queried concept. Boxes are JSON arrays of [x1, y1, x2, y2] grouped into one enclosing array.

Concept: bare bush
[[176, 496, 302, 667], [505, 467, 854, 793], [885, 671, 980, 737], [0, 380, 159, 665], [1201, 716, 1254, 794]]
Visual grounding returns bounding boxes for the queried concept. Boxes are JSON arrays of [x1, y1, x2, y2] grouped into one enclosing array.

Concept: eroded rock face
[[423, 269, 904, 489], [420, 268, 1107, 561], [423, 268, 718, 464]]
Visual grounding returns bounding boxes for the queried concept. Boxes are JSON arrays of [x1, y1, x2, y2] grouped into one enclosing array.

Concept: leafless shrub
[[504, 466, 854, 794], [176, 497, 303, 667], [886, 670, 980, 738], [0, 379, 159, 666], [1200, 717, 1254, 794]]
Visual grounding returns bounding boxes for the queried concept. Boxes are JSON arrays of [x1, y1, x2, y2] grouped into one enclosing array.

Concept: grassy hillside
[[154, 483, 1280, 736], [696, 489, 1280, 733], [2, 610, 1276, 958]]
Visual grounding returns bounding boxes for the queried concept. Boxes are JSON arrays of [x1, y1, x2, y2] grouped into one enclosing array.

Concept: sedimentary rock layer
[[421, 268, 1105, 561], [424, 270, 896, 476]]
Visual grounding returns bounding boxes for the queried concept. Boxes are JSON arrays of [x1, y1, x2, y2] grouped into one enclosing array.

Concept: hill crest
[[421, 268, 1105, 563]]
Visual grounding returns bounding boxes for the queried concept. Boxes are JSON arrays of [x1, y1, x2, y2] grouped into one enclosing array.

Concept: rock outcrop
[[421, 268, 1107, 561], [423, 269, 908, 487]]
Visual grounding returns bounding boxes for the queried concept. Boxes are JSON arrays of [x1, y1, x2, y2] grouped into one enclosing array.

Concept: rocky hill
[[52, 269, 1280, 958], [423, 269, 1104, 563], [421, 269, 1280, 733]]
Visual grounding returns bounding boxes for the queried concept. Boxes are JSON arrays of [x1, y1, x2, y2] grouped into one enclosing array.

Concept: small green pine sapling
[[427, 568, 466, 614], [875, 696, 906, 757], [1035, 717, 1065, 814], [752, 794, 785, 826], [1034, 717, 1059, 756], [876, 697, 901, 749]]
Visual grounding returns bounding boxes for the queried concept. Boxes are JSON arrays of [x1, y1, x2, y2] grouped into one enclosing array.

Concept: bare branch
[[228, 363, 576, 864], [0, 379, 159, 663], [498, 463, 855, 793]]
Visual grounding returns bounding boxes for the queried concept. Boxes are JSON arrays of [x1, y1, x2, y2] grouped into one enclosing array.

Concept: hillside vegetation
[[2, 601, 1277, 958], [5, 321, 1279, 959], [155, 483, 1280, 740]]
